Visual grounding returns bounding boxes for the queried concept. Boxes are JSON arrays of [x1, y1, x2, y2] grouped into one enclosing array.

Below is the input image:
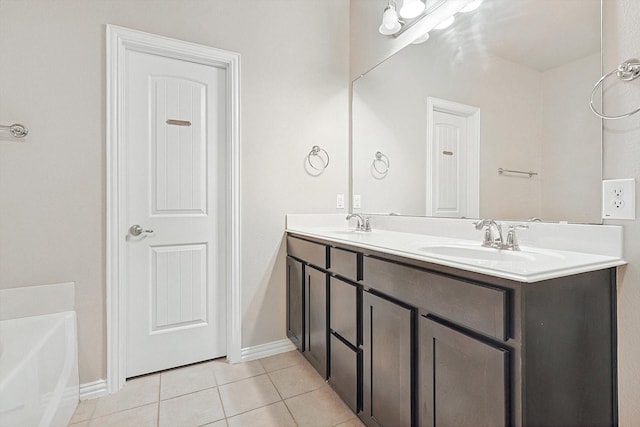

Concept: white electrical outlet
[[353, 194, 362, 209], [336, 194, 345, 209], [602, 179, 636, 220]]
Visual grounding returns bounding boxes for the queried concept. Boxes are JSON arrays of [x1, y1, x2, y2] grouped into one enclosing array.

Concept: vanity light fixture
[[433, 15, 455, 29], [460, 0, 483, 12], [379, 0, 402, 35], [400, 0, 426, 19], [380, 0, 483, 40]]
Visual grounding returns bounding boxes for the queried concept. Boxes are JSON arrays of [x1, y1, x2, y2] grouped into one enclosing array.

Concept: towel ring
[[590, 58, 640, 120], [307, 145, 330, 171], [0, 123, 29, 138], [372, 151, 390, 174]]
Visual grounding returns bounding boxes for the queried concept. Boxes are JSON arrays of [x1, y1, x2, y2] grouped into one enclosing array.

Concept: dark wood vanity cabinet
[[361, 291, 413, 427], [287, 235, 329, 378], [286, 256, 303, 351], [286, 233, 617, 427], [286, 235, 362, 406], [304, 264, 328, 378], [419, 316, 510, 427], [329, 276, 362, 413]]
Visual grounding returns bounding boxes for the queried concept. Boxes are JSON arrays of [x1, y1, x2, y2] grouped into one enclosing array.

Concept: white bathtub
[[0, 311, 79, 427]]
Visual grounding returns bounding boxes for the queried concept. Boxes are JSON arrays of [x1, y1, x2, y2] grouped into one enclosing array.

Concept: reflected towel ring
[[0, 123, 29, 138], [307, 145, 330, 171], [590, 58, 640, 120], [372, 151, 390, 174]]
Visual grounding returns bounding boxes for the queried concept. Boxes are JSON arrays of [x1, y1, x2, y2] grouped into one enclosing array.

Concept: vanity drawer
[[363, 256, 510, 341], [329, 247, 359, 281], [287, 235, 328, 269], [330, 276, 360, 346]]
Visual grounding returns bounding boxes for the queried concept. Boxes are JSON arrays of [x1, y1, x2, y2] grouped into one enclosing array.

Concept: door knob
[[129, 224, 154, 236]]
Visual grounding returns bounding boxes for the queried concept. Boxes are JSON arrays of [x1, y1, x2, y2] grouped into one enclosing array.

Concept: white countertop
[[286, 222, 626, 283]]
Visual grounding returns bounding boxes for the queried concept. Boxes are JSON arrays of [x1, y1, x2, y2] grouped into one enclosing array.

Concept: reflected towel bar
[[498, 168, 538, 178]]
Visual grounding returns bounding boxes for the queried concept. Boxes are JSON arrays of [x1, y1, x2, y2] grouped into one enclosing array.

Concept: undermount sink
[[419, 244, 564, 264], [329, 229, 375, 235]]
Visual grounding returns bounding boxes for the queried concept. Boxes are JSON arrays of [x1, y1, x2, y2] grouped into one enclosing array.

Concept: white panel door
[[432, 110, 468, 217], [125, 49, 226, 377]]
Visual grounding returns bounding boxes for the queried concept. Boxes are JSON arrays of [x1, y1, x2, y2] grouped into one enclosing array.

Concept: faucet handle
[[482, 227, 492, 246], [362, 216, 371, 231], [472, 218, 495, 230], [506, 224, 529, 250]]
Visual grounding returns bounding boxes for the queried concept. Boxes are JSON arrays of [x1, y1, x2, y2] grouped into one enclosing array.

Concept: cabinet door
[[305, 265, 328, 378], [329, 333, 361, 413], [419, 316, 510, 427], [286, 256, 304, 351], [362, 291, 413, 427]]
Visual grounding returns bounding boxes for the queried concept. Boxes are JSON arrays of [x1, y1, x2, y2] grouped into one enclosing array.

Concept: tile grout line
[[83, 402, 158, 425], [87, 373, 162, 420], [265, 369, 300, 427], [215, 386, 228, 421], [159, 384, 218, 402], [212, 360, 267, 387], [220, 373, 284, 421]]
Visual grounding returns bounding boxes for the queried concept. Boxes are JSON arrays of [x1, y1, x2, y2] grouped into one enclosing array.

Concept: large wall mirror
[[352, 0, 602, 223]]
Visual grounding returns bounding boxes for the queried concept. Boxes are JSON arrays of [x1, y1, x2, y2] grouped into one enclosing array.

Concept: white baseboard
[[80, 379, 108, 400], [240, 338, 296, 362]]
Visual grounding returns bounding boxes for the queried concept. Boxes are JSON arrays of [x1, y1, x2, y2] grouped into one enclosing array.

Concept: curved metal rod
[[372, 151, 390, 174], [0, 123, 29, 138], [307, 145, 330, 171], [590, 58, 640, 120]]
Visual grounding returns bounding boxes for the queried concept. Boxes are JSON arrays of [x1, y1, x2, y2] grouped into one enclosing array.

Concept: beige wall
[[0, 0, 349, 383], [540, 53, 602, 223], [603, 0, 640, 424]]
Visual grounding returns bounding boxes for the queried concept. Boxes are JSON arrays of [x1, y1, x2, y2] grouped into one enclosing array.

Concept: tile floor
[[68, 350, 365, 427]]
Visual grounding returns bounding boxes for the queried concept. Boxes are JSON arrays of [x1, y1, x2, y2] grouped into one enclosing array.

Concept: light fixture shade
[[379, 4, 402, 35], [460, 0, 483, 12], [412, 32, 430, 44], [434, 15, 455, 30], [400, 0, 425, 19]]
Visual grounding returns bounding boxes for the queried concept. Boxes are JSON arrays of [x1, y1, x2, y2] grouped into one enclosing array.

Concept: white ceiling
[[438, 0, 601, 71]]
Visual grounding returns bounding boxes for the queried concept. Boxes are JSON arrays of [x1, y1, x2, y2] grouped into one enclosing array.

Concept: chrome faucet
[[473, 220, 529, 250], [473, 219, 504, 249], [346, 213, 371, 231]]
